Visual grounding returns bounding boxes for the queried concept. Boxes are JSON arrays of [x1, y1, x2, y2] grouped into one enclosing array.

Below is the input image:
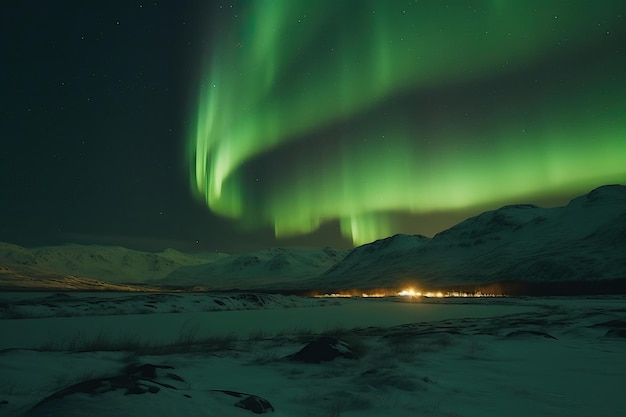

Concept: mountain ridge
[[306, 184, 626, 292], [1, 184, 624, 293]]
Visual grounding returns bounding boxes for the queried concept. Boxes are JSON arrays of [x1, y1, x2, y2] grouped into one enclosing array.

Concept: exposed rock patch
[[30, 364, 183, 410], [212, 390, 275, 414], [27, 363, 275, 415], [505, 330, 557, 339], [288, 336, 358, 363]]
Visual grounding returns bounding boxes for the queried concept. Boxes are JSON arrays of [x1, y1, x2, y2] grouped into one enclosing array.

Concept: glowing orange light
[[397, 288, 421, 297], [314, 289, 503, 298]]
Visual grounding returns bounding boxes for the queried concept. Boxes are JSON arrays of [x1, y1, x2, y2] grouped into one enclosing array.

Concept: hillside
[[1, 185, 624, 294], [0, 243, 220, 285], [305, 184, 626, 293], [158, 247, 348, 290]]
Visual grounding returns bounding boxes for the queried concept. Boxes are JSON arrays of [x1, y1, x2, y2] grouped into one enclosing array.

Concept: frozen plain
[[1, 292, 625, 417]]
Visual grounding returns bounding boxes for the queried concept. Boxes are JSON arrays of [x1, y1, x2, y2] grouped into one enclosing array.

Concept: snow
[[311, 184, 626, 291], [0, 244, 349, 291], [1, 293, 625, 416], [0, 293, 533, 351], [2, 186, 624, 293], [159, 247, 349, 289], [0, 243, 218, 285], [1, 185, 625, 415]]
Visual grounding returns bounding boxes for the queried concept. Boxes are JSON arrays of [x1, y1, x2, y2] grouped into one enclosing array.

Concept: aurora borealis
[[190, 1, 626, 245], [2, 1, 625, 252]]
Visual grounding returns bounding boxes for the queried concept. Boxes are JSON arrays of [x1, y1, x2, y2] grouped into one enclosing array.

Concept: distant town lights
[[314, 289, 500, 298], [397, 288, 421, 297]]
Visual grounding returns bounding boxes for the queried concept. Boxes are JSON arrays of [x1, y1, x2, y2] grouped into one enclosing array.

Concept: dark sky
[[2, 1, 625, 253], [1, 1, 230, 252]]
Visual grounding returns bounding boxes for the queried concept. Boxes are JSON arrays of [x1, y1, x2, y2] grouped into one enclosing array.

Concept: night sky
[[2, 1, 625, 253]]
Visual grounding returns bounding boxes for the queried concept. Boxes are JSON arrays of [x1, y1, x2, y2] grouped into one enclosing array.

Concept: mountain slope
[[306, 184, 626, 291], [2, 185, 624, 293], [0, 243, 220, 284], [158, 247, 348, 289], [0, 262, 158, 291]]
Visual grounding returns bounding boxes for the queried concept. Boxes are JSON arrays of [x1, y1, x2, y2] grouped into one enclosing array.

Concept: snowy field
[[1, 292, 625, 416]]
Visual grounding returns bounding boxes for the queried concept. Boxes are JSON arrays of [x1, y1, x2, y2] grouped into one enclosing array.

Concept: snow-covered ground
[[1, 292, 625, 416]]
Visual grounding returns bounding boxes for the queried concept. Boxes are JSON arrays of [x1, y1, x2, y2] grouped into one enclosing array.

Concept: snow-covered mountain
[[305, 184, 626, 292], [158, 247, 348, 290], [1, 185, 624, 293], [0, 243, 220, 287]]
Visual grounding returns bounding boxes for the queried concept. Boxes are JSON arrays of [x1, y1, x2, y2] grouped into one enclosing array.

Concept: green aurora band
[[189, 0, 626, 245]]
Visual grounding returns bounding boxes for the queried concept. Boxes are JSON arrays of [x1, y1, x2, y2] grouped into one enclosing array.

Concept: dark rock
[[126, 363, 167, 379], [505, 330, 557, 339], [288, 336, 358, 363], [166, 372, 185, 382], [28, 363, 276, 415], [236, 293, 265, 305], [605, 328, 626, 338], [213, 390, 275, 414], [235, 395, 275, 414], [590, 320, 626, 339], [590, 320, 626, 329], [29, 363, 182, 411]]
